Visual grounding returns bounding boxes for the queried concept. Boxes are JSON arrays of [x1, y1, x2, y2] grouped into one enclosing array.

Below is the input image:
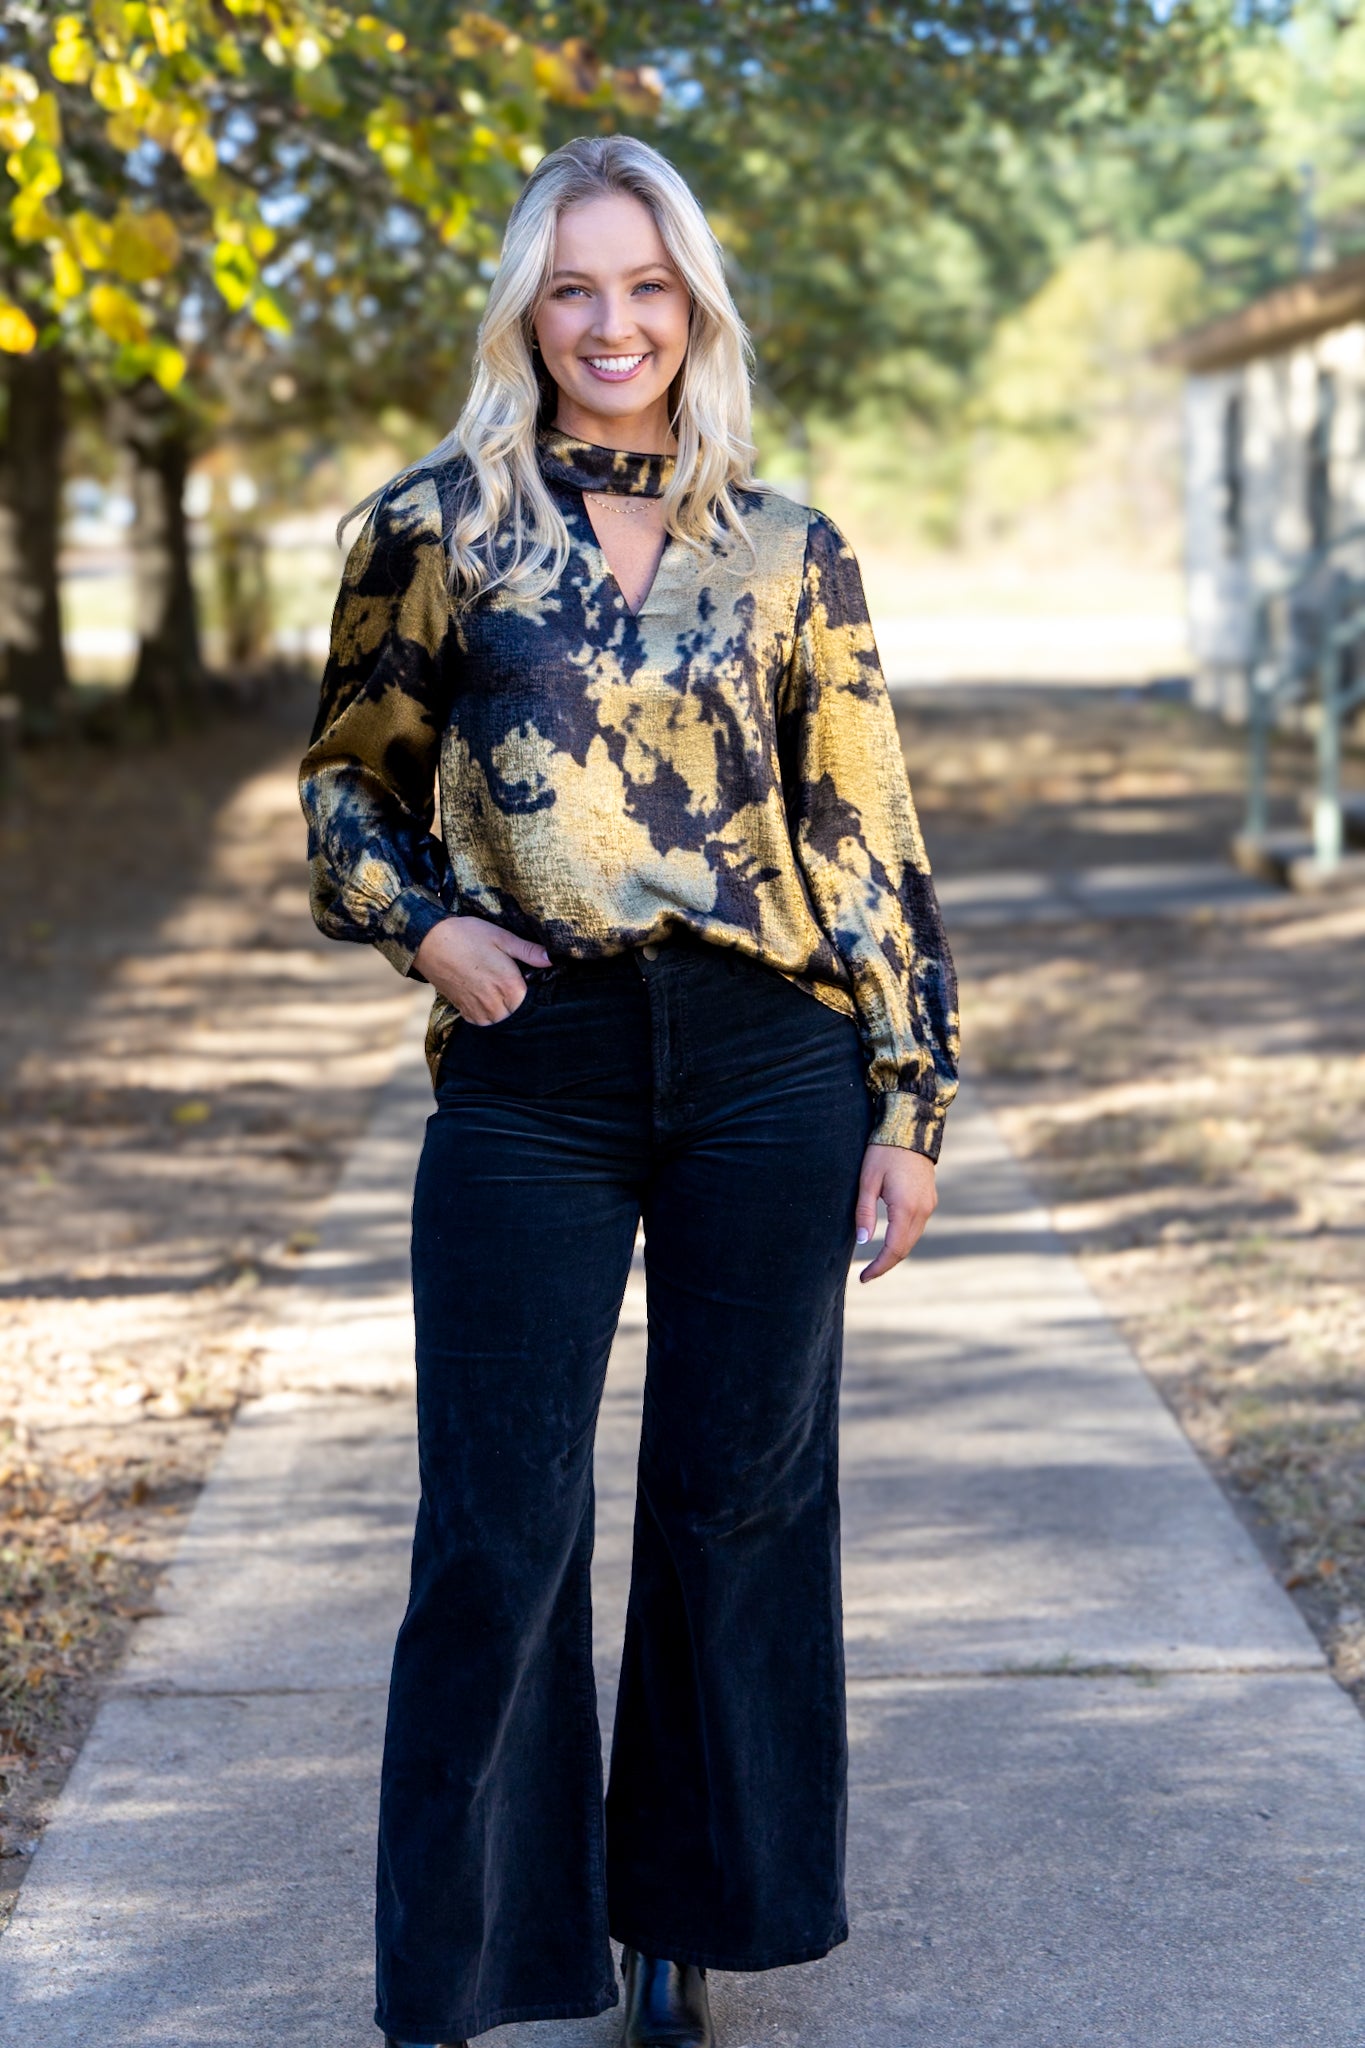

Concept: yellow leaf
[[48, 34, 85, 78], [179, 129, 216, 178], [0, 300, 37, 353], [9, 188, 61, 243], [90, 0, 127, 51], [6, 139, 62, 200], [91, 61, 139, 112], [70, 208, 113, 266], [104, 111, 142, 153], [149, 338, 186, 389], [249, 290, 290, 334], [171, 1099, 210, 1125], [109, 204, 179, 280], [146, 6, 186, 56], [32, 91, 62, 145], [0, 108, 33, 150], [211, 238, 255, 309], [89, 281, 149, 344], [136, 96, 179, 150], [49, 35, 94, 84], [50, 245, 82, 301], [246, 219, 275, 259]]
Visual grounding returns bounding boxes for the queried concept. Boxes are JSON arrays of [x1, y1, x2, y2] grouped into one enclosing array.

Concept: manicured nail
[[856, 1226, 869, 1244]]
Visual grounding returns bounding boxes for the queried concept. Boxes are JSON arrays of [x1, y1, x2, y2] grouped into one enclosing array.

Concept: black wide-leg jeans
[[375, 933, 874, 2044]]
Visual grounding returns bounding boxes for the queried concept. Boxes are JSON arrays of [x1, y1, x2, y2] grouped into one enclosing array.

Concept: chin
[[568, 374, 672, 414]]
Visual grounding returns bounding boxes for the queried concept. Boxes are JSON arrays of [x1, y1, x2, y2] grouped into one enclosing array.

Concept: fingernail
[[856, 1226, 869, 1244]]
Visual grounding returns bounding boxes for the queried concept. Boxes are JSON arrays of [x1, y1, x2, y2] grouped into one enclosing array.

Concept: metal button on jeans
[[639, 942, 660, 961]]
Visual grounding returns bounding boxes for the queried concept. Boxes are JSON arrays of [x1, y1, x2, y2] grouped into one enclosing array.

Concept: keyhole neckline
[[579, 494, 671, 620]]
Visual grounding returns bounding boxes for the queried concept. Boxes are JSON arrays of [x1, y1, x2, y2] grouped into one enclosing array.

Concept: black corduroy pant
[[375, 934, 873, 2044]]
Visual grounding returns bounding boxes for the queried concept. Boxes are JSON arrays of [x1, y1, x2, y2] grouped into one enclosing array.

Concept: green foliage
[[500, 1, 1290, 418]]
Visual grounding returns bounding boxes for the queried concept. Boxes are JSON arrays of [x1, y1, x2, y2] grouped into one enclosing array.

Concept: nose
[[589, 289, 639, 347]]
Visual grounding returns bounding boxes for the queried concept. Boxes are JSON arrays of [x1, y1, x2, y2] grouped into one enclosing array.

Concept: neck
[[552, 392, 676, 455]]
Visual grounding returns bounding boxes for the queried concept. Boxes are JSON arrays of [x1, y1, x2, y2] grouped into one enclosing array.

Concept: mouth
[[581, 352, 650, 383]]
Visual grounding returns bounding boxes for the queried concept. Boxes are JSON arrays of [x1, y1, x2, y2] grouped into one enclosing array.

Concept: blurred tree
[[0, 3, 654, 726], [496, 1, 1290, 421], [0, 344, 69, 731]]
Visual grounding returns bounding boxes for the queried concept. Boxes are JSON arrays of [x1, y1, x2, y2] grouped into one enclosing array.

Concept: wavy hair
[[340, 134, 757, 605]]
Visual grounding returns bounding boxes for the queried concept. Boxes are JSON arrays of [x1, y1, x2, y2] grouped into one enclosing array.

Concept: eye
[[634, 279, 668, 295], [552, 284, 588, 299]]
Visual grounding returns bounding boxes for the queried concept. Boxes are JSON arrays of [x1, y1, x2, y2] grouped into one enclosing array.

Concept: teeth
[[586, 354, 645, 372]]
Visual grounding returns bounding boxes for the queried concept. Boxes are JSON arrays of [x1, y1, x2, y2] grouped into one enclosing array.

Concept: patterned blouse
[[299, 431, 959, 1159]]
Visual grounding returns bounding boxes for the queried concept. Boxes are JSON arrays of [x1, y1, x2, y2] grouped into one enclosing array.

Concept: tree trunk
[[214, 515, 272, 671], [0, 346, 71, 737], [118, 379, 203, 720]]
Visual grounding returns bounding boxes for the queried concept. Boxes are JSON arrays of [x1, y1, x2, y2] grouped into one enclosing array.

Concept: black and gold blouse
[[299, 431, 959, 1159]]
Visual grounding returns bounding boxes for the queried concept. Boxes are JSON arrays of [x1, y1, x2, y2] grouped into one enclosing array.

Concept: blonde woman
[[300, 134, 958, 2048]]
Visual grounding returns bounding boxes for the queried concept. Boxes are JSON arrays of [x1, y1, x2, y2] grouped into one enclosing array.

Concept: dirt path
[[0, 695, 417, 1911], [902, 685, 1365, 1713]]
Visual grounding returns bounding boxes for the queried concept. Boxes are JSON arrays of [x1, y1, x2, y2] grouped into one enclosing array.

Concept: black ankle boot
[[620, 1946, 714, 2048], [383, 2037, 468, 2047]]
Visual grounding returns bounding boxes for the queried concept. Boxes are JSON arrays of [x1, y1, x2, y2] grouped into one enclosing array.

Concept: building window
[[1307, 369, 1335, 553], [1221, 391, 1244, 556]]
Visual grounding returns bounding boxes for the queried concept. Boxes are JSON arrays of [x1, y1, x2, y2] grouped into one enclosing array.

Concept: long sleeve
[[298, 472, 457, 977], [781, 510, 960, 1159]]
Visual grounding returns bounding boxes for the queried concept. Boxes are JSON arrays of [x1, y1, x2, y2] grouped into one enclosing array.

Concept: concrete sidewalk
[[2, 1005, 1364, 2047]]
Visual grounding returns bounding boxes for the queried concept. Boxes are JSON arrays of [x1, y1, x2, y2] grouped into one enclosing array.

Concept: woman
[[300, 134, 958, 2048]]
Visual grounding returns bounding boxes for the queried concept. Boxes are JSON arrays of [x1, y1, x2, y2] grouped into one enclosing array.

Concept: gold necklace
[[584, 493, 659, 516]]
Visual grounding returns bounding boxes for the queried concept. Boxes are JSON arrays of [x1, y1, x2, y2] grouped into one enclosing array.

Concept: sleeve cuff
[[868, 1089, 947, 1161], [373, 887, 454, 979]]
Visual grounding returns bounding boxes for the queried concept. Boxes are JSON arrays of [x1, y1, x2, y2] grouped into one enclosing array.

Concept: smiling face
[[531, 190, 691, 454]]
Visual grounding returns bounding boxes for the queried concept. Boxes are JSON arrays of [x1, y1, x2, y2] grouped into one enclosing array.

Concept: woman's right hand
[[413, 916, 552, 1025]]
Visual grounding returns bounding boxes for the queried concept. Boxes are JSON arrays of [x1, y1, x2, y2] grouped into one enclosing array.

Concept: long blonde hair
[[342, 135, 757, 605]]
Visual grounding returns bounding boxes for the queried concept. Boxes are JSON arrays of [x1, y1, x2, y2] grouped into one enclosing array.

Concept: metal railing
[[1246, 522, 1365, 867]]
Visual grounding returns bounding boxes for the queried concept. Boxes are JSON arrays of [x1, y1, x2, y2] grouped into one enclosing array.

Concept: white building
[[1160, 254, 1365, 720]]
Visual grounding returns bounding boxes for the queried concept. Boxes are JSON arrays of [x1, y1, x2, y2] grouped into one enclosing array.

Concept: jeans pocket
[[466, 971, 545, 1032]]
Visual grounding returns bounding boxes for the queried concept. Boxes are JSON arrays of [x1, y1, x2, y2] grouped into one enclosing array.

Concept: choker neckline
[[537, 430, 675, 498]]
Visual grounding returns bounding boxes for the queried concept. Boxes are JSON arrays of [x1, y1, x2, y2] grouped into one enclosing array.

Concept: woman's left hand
[[855, 1144, 938, 1282]]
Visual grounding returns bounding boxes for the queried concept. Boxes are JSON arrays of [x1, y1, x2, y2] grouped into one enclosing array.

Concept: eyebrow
[[549, 261, 675, 282]]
